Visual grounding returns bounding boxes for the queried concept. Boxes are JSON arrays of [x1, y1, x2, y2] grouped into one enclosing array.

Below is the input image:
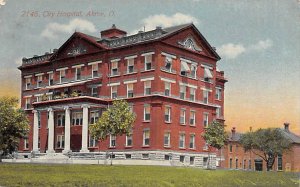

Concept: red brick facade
[[221, 125, 300, 172], [18, 24, 227, 166]]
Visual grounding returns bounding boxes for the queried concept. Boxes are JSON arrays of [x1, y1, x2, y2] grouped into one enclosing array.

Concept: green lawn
[[0, 163, 299, 187]]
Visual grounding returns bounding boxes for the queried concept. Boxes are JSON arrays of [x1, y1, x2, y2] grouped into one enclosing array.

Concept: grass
[[0, 163, 299, 187]]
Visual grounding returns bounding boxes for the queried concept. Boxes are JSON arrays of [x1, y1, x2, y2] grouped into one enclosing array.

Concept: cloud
[[248, 39, 273, 51], [15, 57, 23, 66], [0, 0, 6, 8], [131, 13, 199, 34], [218, 43, 246, 59], [41, 18, 96, 40], [217, 39, 273, 59]]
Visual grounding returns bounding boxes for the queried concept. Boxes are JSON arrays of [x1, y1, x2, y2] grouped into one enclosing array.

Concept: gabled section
[[50, 32, 108, 61], [161, 24, 221, 60]]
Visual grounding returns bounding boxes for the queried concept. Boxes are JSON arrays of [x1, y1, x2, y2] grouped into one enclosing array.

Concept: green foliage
[[202, 120, 227, 150], [240, 128, 291, 171], [0, 97, 29, 157], [0, 164, 298, 187], [89, 99, 136, 140]]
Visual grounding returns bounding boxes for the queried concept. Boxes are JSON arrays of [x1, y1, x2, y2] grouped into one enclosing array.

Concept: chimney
[[231, 127, 236, 138], [100, 24, 127, 39], [284, 123, 290, 132]]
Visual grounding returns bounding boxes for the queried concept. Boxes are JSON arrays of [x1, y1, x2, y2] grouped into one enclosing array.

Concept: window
[[190, 111, 196, 126], [110, 135, 116, 147], [180, 109, 186, 125], [126, 132, 133, 147], [125, 154, 132, 159], [92, 63, 99, 78], [25, 98, 31, 109], [38, 111, 41, 128], [144, 105, 150, 121], [144, 55, 152, 71], [91, 87, 98, 97], [144, 81, 151, 95], [164, 106, 171, 122], [24, 138, 29, 150], [179, 133, 185, 148], [90, 111, 99, 124], [165, 155, 171, 160], [180, 61, 190, 76], [60, 69, 66, 83], [38, 136, 40, 149], [164, 82, 171, 96], [229, 144, 233, 152], [235, 159, 239, 169], [190, 64, 197, 78], [243, 159, 246, 169], [89, 135, 98, 147], [142, 154, 149, 159], [203, 90, 209, 104], [203, 113, 209, 127], [180, 155, 185, 163], [75, 67, 81, 80], [164, 132, 170, 147], [248, 160, 252, 170], [189, 134, 195, 149], [111, 61, 118, 76], [143, 129, 150, 146], [215, 88, 222, 100], [57, 113, 65, 127], [111, 86, 118, 99], [72, 112, 83, 126], [127, 83, 134, 98], [180, 86, 186, 99], [25, 77, 31, 90], [190, 156, 195, 165], [229, 158, 233, 169], [216, 107, 222, 118], [37, 75, 43, 88], [127, 58, 135, 73], [164, 57, 172, 72], [203, 157, 209, 167], [56, 135, 64, 148], [48, 72, 53, 86], [204, 67, 213, 81], [190, 88, 195, 101], [277, 154, 283, 170]]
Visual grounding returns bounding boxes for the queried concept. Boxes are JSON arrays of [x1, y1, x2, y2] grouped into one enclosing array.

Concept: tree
[[89, 99, 136, 141], [0, 96, 29, 161], [239, 128, 291, 171], [202, 120, 227, 168]]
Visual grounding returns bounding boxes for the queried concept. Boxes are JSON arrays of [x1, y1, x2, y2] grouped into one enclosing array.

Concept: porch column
[[63, 106, 71, 153], [80, 104, 90, 152], [32, 110, 39, 153], [46, 108, 55, 153]]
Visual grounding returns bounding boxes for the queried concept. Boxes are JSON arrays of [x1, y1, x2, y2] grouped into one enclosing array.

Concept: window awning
[[42, 80, 90, 90], [204, 68, 213, 78], [181, 61, 190, 72]]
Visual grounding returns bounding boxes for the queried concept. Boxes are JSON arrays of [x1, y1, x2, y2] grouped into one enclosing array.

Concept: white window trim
[[125, 134, 133, 147], [110, 58, 121, 63], [123, 80, 137, 84], [161, 52, 177, 59], [201, 87, 213, 92], [107, 82, 120, 86], [160, 77, 176, 83], [109, 134, 116, 148], [141, 52, 155, 56], [124, 55, 137, 60], [56, 67, 69, 71], [71, 64, 85, 68], [88, 60, 102, 65], [179, 82, 197, 89], [140, 77, 154, 82], [143, 129, 150, 146], [24, 75, 33, 78], [201, 64, 213, 70], [164, 132, 171, 147]]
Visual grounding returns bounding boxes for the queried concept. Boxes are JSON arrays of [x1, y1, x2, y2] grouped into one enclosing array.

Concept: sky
[[0, 0, 299, 134]]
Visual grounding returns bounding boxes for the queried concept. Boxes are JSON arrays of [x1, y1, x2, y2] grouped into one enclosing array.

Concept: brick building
[[222, 123, 300, 171], [18, 23, 227, 167]]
